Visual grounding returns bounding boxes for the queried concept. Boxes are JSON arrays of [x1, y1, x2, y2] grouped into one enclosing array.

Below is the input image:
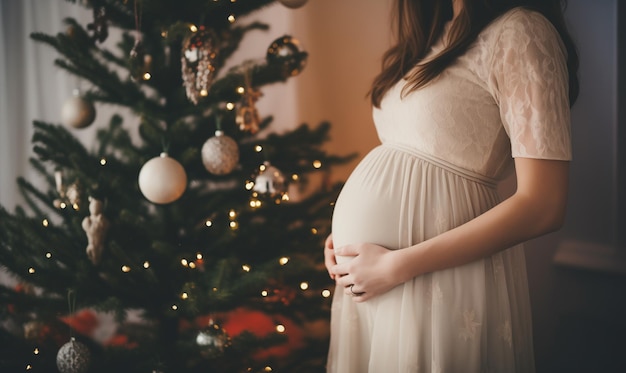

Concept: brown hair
[[370, 0, 580, 108]]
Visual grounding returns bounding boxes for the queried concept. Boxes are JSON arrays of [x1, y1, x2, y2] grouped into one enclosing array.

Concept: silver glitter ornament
[[201, 130, 239, 175], [56, 337, 91, 373]]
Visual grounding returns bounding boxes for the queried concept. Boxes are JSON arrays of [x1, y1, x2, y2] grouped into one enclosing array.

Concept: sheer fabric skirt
[[327, 145, 535, 373]]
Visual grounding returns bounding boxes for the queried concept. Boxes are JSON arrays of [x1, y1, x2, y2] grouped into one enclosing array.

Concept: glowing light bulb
[[255, 145, 263, 152], [322, 289, 331, 298], [143, 261, 150, 268], [279, 257, 289, 265], [300, 282, 309, 290], [190, 25, 198, 32], [311, 227, 318, 235], [226, 102, 235, 110], [228, 14, 236, 23], [181, 292, 189, 299], [313, 160, 322, 169], [100, 158, 107, 165], [121, 265, 131, 272], [28, 267, 35, 274], [236, 86, 245, 94], [205, 219, 213, 227], [242, 264, 251, 272], [181, 259, 189, 267], [261, 290, 268, 296], [42, 219, 49, 227], [276, 324, 285, 333]]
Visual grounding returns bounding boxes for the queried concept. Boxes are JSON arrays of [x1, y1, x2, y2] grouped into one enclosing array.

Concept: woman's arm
[[331, 157, 569, 302]]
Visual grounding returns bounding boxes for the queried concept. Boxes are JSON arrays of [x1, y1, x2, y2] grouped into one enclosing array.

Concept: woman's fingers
[[324, 234, 336, 279]]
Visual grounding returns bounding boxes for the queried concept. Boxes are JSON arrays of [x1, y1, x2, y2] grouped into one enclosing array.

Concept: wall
[[290, 0, 390, 181], [526, 1, 626, 372]]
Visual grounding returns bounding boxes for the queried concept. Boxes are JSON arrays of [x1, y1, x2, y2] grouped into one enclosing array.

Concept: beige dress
[[327, 8, 571, 373]]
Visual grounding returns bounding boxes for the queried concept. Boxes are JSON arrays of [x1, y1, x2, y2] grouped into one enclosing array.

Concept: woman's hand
[[331, 243, 402, 303], [323, 234, 337, 279]]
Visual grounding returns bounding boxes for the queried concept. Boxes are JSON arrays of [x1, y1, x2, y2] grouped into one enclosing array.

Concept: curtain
[[0, 0, 89, 210]]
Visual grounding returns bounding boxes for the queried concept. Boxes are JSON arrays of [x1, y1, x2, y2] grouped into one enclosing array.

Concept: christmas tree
[[0, 0, 352, 372]]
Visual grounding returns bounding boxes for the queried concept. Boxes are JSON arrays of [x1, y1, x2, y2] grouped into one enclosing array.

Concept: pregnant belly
[[331, 145, 501, 265], [331, 153, 411, 263], [332, 187, 405, 264]]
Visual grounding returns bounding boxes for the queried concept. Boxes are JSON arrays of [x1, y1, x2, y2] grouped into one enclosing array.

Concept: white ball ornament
[[278, 0, 308, 8], [56, 337, 91, 373], [61, 90, 96, 129], [201, 130, 240, 175], [138, 152, 187, 204]]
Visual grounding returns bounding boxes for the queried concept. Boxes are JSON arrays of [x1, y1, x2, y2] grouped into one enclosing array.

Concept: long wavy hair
[[370, 0, 579, 108]]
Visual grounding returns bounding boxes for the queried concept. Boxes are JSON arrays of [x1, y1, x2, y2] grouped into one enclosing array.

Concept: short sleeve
[[489, 9, 572, 160]]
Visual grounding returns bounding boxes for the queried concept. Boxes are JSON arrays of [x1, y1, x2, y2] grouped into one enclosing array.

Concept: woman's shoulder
[[483, 7, 559, 41]]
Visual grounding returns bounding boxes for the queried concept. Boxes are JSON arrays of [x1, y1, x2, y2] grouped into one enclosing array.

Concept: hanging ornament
[[129, 38, 152, 81], [128, 1, 151, 81], [266, 35, 307, 77], [181, 26, 220, 104], [252, 161, 288, 198], [277, 0, 308, 8], [53, 170, 81, 209], [61, 90, 96, 129], [82, 197, 110, 265], [138, 152, 187, 204], [56, 337, 91, 373], [87, 5, 108, 43], [196, 320, 231, 358], [235, 88, 262, 133], [201, 130, 239, 175], [236, 65, 263, 134]]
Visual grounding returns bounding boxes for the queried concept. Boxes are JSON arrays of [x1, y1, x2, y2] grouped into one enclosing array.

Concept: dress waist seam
[[381, 143, 499, 188]]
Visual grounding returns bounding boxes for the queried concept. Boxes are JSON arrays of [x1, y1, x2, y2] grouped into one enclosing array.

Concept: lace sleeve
[[489, 9, 572, 160]]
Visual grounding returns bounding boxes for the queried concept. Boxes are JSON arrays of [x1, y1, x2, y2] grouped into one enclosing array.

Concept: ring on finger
[[349, 284, 364, 296]]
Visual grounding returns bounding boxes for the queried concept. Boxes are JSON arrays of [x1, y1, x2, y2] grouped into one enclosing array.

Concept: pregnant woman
[[324, 0, 579, 372]]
